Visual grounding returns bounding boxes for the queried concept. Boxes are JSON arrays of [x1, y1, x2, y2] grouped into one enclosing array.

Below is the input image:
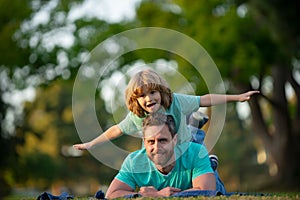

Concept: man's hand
[[139, 186, 181, 197]]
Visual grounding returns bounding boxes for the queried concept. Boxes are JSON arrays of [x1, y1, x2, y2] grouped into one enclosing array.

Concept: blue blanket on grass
[[37, 189, 269, 199], [36, 191, 73, 200], [122, 190, 269, 198]]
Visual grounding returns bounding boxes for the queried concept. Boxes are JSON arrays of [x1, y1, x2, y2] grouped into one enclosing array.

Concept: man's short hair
[[142, 112, 176, 138]]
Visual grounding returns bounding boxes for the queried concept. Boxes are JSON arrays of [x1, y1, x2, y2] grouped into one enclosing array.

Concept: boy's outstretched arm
[[200, 90, 260, 107], [73, 125, 123, 150]]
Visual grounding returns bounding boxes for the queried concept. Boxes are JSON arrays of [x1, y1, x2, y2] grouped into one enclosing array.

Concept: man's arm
[[191, 173, 216, 190], [105, 178, 137, 199], [175, 172, 216, 193]]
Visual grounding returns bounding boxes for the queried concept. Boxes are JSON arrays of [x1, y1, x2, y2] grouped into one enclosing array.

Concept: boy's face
[[137, 89, 161, 113], [143, 124, 177, 168]]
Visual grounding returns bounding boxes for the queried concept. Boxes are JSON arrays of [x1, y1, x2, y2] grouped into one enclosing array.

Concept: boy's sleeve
[[174, 93, 200, 114], [117, 113, 141, 136]]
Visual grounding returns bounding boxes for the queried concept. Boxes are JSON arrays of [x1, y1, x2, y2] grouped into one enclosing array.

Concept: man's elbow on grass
[[192, 173, 216, 191], [105, 178, 135, 199]]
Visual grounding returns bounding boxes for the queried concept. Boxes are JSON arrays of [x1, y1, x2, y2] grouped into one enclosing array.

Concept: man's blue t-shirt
[[115, 142, 213, 190]]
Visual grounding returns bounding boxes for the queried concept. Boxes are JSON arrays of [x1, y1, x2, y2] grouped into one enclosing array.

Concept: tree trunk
[[249, 65, 300, 189]]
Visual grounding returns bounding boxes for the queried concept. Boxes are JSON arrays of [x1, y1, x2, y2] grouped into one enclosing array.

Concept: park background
[[1, 0, 300, 198]]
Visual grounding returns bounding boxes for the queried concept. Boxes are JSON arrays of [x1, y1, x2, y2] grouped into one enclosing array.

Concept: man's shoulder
[[176, 142, 203, 151], [176, 142, 208, 159], [123, 148, 152, 173], [127, 148, 146, 159], [175, 142, 210, 170]]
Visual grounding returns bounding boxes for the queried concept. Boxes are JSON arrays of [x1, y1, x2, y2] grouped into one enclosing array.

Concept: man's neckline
[[157, 161, 176, 175]]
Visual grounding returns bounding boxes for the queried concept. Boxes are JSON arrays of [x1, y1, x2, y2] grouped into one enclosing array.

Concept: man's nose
[[152, 141, 161, 152]]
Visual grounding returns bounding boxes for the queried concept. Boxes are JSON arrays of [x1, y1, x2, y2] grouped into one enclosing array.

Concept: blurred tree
[[213, 104, 269, 191], [0, 0, 32, 197], [0, 0, 135, 196], [246, 0, 300, 189], [15, 79, 126, 191]]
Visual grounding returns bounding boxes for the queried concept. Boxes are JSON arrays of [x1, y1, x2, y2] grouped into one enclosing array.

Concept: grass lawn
[[5, 193, 300, 200], [82, 194, 300, 200]]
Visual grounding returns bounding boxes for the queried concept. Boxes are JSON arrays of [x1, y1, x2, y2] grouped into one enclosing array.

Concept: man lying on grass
[[105, 112, 216, 198]]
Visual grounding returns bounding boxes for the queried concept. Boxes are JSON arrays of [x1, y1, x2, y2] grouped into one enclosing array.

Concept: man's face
[[143, 124, 177, 168]]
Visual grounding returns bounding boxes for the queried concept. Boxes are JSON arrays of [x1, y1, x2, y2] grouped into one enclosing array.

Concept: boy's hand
[[73, 143, 90, 150], [239, 90, 260, 102]]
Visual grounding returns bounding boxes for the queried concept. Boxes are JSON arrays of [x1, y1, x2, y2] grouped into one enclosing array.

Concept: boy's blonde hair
[[125, 69, 172, 117]]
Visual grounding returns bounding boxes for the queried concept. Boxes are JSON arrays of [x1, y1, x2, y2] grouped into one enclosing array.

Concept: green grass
[[6, 193, 300, 200], [83, 194, 299, 200]]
